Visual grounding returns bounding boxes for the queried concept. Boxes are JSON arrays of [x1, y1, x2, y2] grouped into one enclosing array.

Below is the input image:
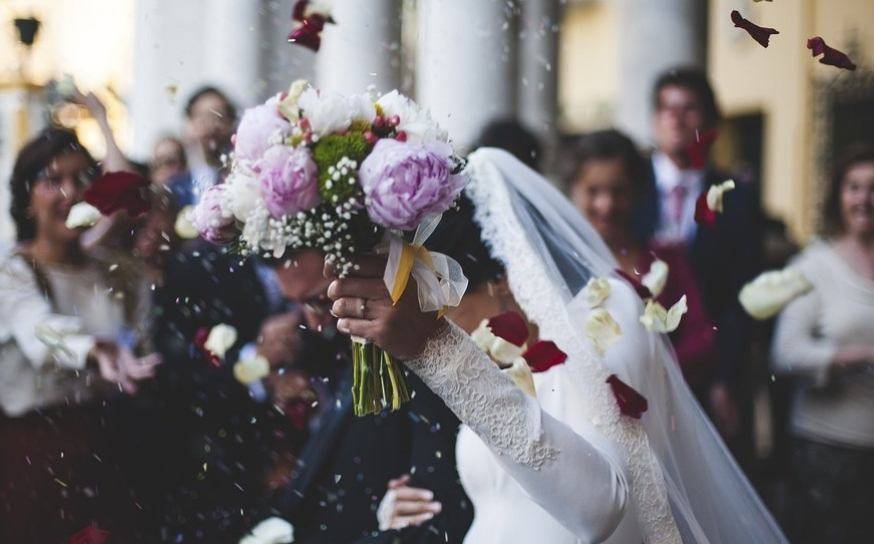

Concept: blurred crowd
[[0, 69, 872, 544]]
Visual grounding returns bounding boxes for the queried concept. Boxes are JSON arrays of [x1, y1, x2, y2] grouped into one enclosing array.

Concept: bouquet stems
[[351, 337, 410, 416]]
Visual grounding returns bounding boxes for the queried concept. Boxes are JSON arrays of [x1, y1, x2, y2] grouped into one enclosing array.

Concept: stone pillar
[[0, 84, 44, 242], [518, 0, 560, 139], [202, 0, 261, 106], [416, 0, 516, 150], [316, 0, 402, 95], [615, 0, 707, 144]]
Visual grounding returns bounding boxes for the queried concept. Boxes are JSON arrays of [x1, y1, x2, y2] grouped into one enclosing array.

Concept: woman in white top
[[328, 149, 787, 543], [0, 128, 160, 542], [771, 143, 874, 544]]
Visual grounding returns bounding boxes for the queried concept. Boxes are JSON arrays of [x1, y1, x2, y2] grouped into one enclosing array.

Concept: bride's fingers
[[327, 278, 388, 301], [337, 317, 374, 340], [387, 474, 411, 489]]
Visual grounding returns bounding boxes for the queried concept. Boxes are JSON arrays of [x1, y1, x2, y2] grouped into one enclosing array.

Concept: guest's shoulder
[[790, 239, 834, 281], [0, 244, 31, 277]]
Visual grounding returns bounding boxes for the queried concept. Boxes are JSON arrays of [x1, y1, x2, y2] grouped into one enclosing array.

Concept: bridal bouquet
[[193, 80, 469, 415]]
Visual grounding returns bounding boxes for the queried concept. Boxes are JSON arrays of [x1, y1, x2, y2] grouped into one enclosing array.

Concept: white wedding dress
[[404, 149, 788, 544]]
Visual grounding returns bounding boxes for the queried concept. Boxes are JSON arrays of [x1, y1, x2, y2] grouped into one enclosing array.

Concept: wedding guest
[[150, 135, 188, 186], [474, 119, 543, 171], [168, 86, 236, 206], [637, 67, 763, 443], [771, 143, 874, 544], [568, 129, 716, 393], [0, 128, 161, 542], [251, 250, 473, 543]]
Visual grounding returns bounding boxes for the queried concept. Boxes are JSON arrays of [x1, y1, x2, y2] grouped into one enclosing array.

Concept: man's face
[[652, 85, 709, 158], [272, 250, 335, 334], [186, 92, 234, 160]]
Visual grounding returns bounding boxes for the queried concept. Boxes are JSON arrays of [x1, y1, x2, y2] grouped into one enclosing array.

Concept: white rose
[[347, 93, 377, 125], [503, 357, 537, 397], [240, 517, 294, 544], [584, 308, 622, 355], [642, 259, 669, 298], [174, 205, 199, 239], [470, 320, 525, 365], [298, 88, 356, 137], [205, 323, 238, 359], [233, 354, 270, 385], [223, 171, 262, 223], [706, 180, 736, 214], [739, 267, 812, 320], [376, 90, 448, 143], [640, 296, 688, 333], [278, 79, 309, 122], [582, 277, 611, 308], [65, 202, 102, 229]]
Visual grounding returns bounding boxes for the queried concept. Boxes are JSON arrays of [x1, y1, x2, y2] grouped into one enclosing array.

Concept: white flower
[[584, 308, 622, 355], [347, 93, 377, 124], [223, 171, 262, 223], [65, 202, 102, 229], [240, 517, 294, 544], [470, 319, 525, 365], [376, 90, 448, 143], [174, 205, 199, 239], [706, 180, 736, 214], [278, 79, 309, 122], [582, 277, 611, 308], [503, 357, 537, 397], [640, 296, 688, 333], [298, 88, 374, 137], [205, 323, 238, 359], [233, 354, 270, 385], [739, 267, 812, 320], [642, 259, 669, 298]]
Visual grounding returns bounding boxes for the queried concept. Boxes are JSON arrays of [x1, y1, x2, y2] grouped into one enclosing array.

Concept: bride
[[327, 148, 788, 543]]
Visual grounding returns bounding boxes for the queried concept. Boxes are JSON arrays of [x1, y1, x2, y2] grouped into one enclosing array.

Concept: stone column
[[202, 0, 261, 107], [416, 0, 516, 150], [518, 0, 560, 139], [615, 0, 707, 144], [316, 0, 402, 96]]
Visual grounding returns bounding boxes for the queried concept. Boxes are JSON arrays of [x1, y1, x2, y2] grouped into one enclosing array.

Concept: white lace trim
[[410, 322, 558, 470], [465, 157, 682, 544]]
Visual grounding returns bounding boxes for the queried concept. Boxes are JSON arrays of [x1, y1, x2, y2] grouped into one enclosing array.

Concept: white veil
[[464, 148, 787, 543]]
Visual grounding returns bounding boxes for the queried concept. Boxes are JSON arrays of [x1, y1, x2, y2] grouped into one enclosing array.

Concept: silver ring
[[359, 298, 367, 319]]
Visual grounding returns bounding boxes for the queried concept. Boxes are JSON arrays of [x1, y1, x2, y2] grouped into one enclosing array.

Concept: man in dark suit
[[636, 68, 763, 452], [245, 250, 472, 543]]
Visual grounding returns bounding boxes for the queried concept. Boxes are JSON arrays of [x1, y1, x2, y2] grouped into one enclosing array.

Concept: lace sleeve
[[408, 321, 629, 543]]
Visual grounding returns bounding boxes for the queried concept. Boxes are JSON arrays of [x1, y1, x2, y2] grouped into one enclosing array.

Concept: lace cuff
[[408, 321, 558, 469]]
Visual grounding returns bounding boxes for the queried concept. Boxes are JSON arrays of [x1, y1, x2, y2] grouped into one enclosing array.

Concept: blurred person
[[473, 118, 542, 171], [150, 135, 188, 186], [0, 128, 161, 542], [568, 129, 716, 393], [168, 86, 237, 206], [637, 67, 763, 445], [771, 143, 874, 544]]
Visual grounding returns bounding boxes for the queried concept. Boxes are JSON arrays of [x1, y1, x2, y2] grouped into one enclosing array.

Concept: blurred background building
[[1, 0, 872, 242]]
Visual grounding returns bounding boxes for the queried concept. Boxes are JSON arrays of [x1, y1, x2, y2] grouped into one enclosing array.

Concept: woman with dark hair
[[566, 129, 715, 393], [0, 128, 160, 542], [771, 143, 874, 544]]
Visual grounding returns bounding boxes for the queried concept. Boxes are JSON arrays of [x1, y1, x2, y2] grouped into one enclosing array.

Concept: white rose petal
[[376, 89, 448, 143], [470, 319, 525, 365], [233, 355, 270, 385], [706, 180, 736, 213], [298, 88, 356, 137], [278, 79, 309, 122], [642, 259, 669, 298], [223, 171, 262, 223], [503, 357, 537, 397], [739, 267, 812, 320], [582, 277, 611, 308], [347, 93, 377, 125], [205, 323, 238, 359], [470, 319, 494, 352], [65, 202, 102, 229], [174, 205, 199, 239], [584, 308, 622, 355], [240, 517, 294, 544], [640, 295, 688, 333]]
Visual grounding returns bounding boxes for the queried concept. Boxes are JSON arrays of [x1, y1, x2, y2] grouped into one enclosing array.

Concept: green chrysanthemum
[[312, 133, 372, 203]]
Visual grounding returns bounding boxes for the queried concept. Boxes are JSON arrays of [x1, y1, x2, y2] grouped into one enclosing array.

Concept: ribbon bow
[[383, 214, 468, 314]]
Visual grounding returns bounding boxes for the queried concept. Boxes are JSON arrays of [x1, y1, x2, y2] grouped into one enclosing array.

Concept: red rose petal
[[68, 523, 110, 544], [606, 374, 648, 419], [685, 128, 718, 170], [524, 340, 568, 373], [614, 269, 653, 300], [807, 36, 857, 71], [694, 191, 717, 229], [83, 171, 151, 217], [731, 10, 779, 48], [487, 311, 530, 347], [288, 1, 332, 52]]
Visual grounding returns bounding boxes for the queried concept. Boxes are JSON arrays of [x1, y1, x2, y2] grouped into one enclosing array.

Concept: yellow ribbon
[[390, 242, 440, 314]]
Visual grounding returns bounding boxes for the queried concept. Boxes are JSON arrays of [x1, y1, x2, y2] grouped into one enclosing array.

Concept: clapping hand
[[376, 474, 443, 530], [91, 342, 162, 394]]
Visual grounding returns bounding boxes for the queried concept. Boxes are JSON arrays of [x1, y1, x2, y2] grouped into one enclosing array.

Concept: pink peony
[[258, 145, 320, 219], [192, 185, 236, 244], [234, 102, 291, 163], [359, 139, 465, 230]]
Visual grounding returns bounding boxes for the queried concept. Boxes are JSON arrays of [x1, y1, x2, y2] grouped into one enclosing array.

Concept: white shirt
[[652, 153, 705, 245]]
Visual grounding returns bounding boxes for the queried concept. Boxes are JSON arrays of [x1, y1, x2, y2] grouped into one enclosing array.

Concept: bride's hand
[[376, 474, 442, 530], [326, 255, 446, 360]]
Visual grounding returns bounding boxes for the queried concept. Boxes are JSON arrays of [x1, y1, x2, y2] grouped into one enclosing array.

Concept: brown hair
[[821, 142, 874, 236], [9, 128, 98, 242], [652, 67, 721, 128]]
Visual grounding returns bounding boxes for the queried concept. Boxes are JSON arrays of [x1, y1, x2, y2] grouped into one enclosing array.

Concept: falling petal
[[584, 308, 622, 355], [582, 277, 611, 308], [807, 36, 857, 70], [641, 259, 669, 299], [739, 266, 813, 320], [503, 357, 537, 397], [234, 355, 271, 385], [65, 201, 102, 229], [205, 323, 238, 359], [524, 340, 567, 373], [606, 374, 648, 419], [640, 296, 688, 333], [84, 171, 151, 217], [730, 10, 779, 48]]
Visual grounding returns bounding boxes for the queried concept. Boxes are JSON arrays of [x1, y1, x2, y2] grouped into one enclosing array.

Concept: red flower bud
[[395, 131, 408, 142], [364, 131, 378, 145], [388, 115, 401, 127]]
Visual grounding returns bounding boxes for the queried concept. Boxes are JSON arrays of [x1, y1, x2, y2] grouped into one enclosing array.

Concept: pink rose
[[234, 102, 291, 163], [258, 145, 320, 219], [359, 139, 465, 230], [193, 185, 236, 244]]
